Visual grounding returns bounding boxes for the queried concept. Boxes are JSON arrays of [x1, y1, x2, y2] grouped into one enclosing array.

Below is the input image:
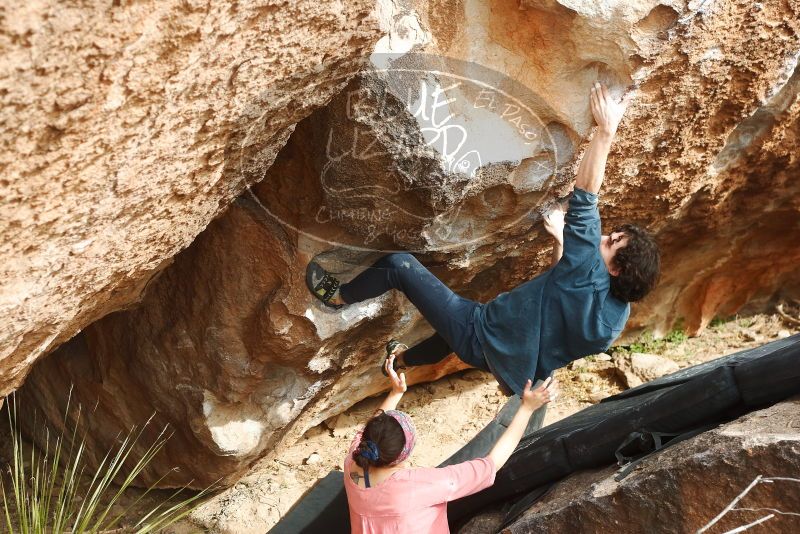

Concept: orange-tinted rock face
[[9, 0, 800, 490], [0, 0, 382, 397]]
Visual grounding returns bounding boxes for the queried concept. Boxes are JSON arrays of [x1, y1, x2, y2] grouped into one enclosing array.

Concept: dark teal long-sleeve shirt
[[473, 188, 630, 395]]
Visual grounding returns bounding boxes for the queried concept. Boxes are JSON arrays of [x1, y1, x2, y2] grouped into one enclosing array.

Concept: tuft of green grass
[[628, 332, 660, 353], [619, 328, 689, 355], [663, 329, 688, 344], [1, 390, 216, 534], [709, 316, 734, 328]]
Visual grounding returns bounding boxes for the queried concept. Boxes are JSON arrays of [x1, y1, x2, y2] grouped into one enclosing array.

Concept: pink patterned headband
[[385, 409, 416, 465]]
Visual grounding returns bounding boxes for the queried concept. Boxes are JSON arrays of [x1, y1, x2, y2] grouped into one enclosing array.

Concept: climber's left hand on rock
[[543, 204, 566, 243]]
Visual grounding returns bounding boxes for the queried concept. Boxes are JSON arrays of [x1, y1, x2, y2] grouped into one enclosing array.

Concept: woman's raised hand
[[521, 377, 558, 411], [386, 355, 407, 394]]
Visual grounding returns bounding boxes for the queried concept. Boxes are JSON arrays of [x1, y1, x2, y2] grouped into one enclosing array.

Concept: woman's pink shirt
[[344, 431, 496, 533]]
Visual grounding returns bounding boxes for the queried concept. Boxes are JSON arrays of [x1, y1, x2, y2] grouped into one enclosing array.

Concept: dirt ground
[[193, 312, 798, 531]]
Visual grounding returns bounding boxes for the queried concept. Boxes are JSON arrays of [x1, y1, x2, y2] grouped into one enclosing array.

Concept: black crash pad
[[447, 333, 800, 526], [267, 471, 349, 534]]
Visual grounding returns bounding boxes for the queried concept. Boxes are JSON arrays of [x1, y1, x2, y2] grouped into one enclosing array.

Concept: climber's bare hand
[[387, 355, 407, 394], [590, 82, 633, 137]]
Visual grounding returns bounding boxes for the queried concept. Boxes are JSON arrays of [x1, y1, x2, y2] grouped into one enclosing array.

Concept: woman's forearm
[[487, 404, 534, 470], [379, 391, 404, 412]]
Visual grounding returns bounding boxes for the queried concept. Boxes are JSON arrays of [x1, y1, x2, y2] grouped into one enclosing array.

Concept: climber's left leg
[[338, 253, 484, 365]]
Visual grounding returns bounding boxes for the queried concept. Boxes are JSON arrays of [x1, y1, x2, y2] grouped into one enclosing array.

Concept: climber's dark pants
[[338, 253, 489, 372], [400, 332, 454, 367]]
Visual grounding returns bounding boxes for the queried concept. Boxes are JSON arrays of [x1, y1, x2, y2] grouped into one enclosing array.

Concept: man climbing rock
[[307, 82, 660, 398]]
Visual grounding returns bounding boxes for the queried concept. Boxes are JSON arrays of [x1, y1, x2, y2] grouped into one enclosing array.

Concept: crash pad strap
[[613, 424, 718, 482]]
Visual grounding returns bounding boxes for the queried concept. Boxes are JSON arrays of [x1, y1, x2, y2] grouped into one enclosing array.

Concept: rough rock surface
[[0, 0, 382, 397], [459, 397, 800, 534], [613, 352, 680, 388], [8, 0, 800, 500]]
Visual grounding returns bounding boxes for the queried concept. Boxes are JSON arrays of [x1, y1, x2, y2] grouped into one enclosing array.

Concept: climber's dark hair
[[609, 224, 661, 303], [352, 410, 405, 470]]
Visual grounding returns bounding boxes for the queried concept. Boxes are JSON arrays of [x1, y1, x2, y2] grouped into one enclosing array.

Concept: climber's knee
[[382, 252, 417, 270]]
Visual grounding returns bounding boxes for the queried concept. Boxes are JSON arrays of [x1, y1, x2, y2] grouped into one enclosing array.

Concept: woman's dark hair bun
[[352, 410, 406, 470]]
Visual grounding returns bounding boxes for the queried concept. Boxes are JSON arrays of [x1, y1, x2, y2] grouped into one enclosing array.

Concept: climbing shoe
[[382, 339, 408, 377], [306, 261, 343, 310]]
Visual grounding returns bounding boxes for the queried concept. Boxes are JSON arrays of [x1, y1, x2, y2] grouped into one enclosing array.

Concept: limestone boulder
[[250, 0, 800, 330], [0, 0, 382, 397], [8, 0, 800, 500], [460, 397, 800, 533], [16, 198, 468, 487], [613, 352, 680, 388]]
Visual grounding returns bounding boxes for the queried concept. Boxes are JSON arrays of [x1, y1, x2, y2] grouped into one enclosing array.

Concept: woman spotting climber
[[344, 355, 557, 533], [307, 82, 661, 399]]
